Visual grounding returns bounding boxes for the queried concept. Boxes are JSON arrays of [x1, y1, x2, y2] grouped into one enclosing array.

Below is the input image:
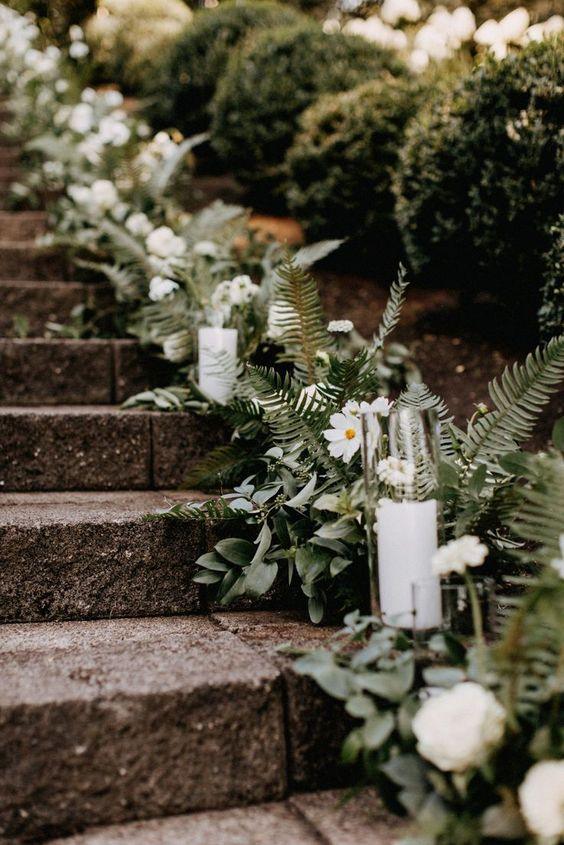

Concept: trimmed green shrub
[[85, 0, 192, 93], [286, 76, 423, 262], [395, 38, 564, 323], [538, 215, 564, 340], [6, 0, 96, 40], [210, 22, 407, 195], [144, 0, 303, 134]]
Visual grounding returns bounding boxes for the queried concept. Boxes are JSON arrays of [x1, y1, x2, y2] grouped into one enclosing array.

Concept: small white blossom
[[67, 184, 91, 206], [327, 319, 354, 334], [125, 212, 153, 238], [68, 103, 94, 134], [376, 456, 415, 487], [69, 40, 89, 60], [408, 48, 430, 73], [518, 760, 564, 840], [90, 179, 118, 213], [412, 682, 506, 773], [69, 24, 84, 41], [323, 410, 362, 463], [498, 7, 530, 42], [146, 226, 185, 259], [432, 534, 488, 577], [380, 0, 421, 26], [149, 276, 179, 302], [104, 90, 124, 109], [98, 114, 130, 147]]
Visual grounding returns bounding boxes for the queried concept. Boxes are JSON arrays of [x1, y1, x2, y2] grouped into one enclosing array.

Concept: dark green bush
[[538, 215, 564, 340], [210, 22, 407, 195], [395, 38, 564, 324], [286, 76, 423, 263], [144, 0, 302, 134]]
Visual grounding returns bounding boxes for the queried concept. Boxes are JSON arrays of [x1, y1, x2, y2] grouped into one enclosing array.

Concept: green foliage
[[144, 0, 302, 134], [395, 38, 564, 329], [270, 256, 333, 382], [85, 0, 192, 93], [286, 76, 423, 265], [538, 214, 564, 341], [210, 22, 407, 195]]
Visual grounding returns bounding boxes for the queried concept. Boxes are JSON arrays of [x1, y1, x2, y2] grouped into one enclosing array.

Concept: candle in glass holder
[[198, 327, 238, 404], [376, 497, 442, 630]]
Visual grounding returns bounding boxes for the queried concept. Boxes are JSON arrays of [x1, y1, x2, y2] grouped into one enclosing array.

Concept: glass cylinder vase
[[197, 327, 238, 405], [361, 407, 443, 631]]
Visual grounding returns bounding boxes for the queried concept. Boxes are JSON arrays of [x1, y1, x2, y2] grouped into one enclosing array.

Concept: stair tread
[[0, 489, 199, 525], [43, 788, 401, 845]]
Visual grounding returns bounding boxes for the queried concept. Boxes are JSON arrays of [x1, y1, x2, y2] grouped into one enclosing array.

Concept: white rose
[[519, 760, 564, 840], [146, 226, 185, 259], [431, 534, 488, 577], [125, 212, 153, 238], [68, 103, 94, 134], [90, 179, 118, 212], [408, 48, 430, 73], [380, 0, 421, 26], [474, 19, 502, 46], [229, 275, 259, 305], [149, 276, 179, 301], [412, 682, 506, 772], [498, 7, 530, 42]]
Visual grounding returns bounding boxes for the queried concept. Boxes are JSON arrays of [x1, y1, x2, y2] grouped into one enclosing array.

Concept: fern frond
[[321, 349, 383, 408], [397, 382, 458, 456], [146, 498, 248, 522], [511, 450, 564, 565], [249, 365, 346, 478], [75, 259, 142, 302], [372, 264, 409, 350], [180, 200, 247, 247], [183, 442, 264, 491], [462, 335, 564, 462], [100, 218, 153, 276], [214, 397, 265, 438], [146, 133, 208, 201], [271, 255, 332, 383]]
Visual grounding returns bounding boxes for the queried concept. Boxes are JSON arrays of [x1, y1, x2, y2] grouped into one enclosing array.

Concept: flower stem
[[465, 572, 486, 679]]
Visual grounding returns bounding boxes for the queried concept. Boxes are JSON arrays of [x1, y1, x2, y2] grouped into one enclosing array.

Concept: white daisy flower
[[323, 412, 362, 463]]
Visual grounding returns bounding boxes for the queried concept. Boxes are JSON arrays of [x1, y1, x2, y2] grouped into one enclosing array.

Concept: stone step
[[0, 615, 288, 842], [0, 406, 224, 491], [0, 241, 68, 280], [0, 280, 95, 337], [0, 339, 171, 404], [0, 164, 20, 186], [43, 788, 399, 844], [0, 490, 205, 623], [0, 210, 47, 239]]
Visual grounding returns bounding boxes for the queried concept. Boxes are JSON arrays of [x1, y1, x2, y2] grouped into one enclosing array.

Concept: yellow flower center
[[345, 428, 357, 440]]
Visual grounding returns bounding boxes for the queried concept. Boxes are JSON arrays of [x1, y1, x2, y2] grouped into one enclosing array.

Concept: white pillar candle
[[376, 498, 442, 630], [198, 327, 238, 405]]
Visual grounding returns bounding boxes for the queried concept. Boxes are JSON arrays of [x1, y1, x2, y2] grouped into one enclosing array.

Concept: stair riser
[[0, 411, 225, 491], [0, 148, 19, 166], [0, 166, 20, 185], [0, 644, 286, 841], [0, 211, 47, 239], [0, 244, 68, 280], [0, 282, 89, 338], [0, 519, 205, 623]]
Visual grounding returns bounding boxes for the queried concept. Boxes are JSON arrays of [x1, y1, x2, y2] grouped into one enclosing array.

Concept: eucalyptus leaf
[[215, 538, 254, 566], [362, 711, 395, 750]]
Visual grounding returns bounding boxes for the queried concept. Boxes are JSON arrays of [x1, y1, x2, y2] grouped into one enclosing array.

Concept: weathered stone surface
[[0, 490, 206, 622], [0, 211, 45, 241], [0, 339, 113, 404], [151, 412, 229, 489], [0, 407, 151, 491], [0, 148, 19, 166], [0, 241, 68, 280], [0, 616, 286, 842], [214, 611, 353, 790], [0, 280, 87, 336], [45, 802, 318, 845], [112, 340, 173, 404], [290, 788, 405, 845]]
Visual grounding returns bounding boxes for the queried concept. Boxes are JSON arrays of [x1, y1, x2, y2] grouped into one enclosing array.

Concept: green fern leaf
[[372, 264, 409, 350], [271, 255, 333, 383], [462, 335, 564, 462]]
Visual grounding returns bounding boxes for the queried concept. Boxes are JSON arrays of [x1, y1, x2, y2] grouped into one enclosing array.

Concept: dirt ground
[[189, 175, 563, 450]]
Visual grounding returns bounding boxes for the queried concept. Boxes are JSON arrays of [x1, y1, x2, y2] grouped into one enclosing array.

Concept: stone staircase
[[0, 138, 402, 844]]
